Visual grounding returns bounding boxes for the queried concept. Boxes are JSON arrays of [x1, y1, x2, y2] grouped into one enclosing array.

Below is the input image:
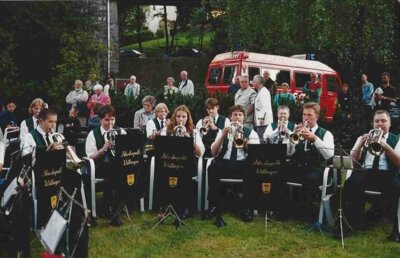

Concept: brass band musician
[[195, 98, 230, 157], [19, 98, 46, 140], [264, 105, 296, 146]]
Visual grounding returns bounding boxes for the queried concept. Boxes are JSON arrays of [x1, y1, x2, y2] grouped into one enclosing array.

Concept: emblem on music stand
[[169, 177, 178, 187], [127, 174, 135, 186], [50, 195, 58, 209], [262, 182, 271, 194]]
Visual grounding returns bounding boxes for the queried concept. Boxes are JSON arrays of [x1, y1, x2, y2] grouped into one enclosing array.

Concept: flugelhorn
[[104, 128, 124, 156], [289, 121, 309, 145], [173, 122, 187, 137], [364, 128, 384, 156], [199, 115, 212, 135], [228, 121, 246, 149], [278, 118, 288, 138], [48, 130, 84, 169]]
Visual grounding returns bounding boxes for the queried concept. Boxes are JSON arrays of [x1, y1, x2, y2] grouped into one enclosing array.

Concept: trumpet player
[[196, 98, 229, 157], [337, 110, 400, 239], [85, 105, 124, 227], [204, 105, 259, 225], [19, 98, 46, 140], [264, 105, 296, 146], [146, 103, 169, 140], [280, 102, 334, 220]]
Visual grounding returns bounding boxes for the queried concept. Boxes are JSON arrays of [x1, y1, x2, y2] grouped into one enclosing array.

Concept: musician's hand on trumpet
[[99, 140, 112, 154]]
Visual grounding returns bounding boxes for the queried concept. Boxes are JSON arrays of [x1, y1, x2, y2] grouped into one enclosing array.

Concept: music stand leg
[[149, 205, 187, 231], [331, 186, 354, 249]]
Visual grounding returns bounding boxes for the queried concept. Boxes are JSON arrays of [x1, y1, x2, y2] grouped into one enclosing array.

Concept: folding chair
[[81, 157, 100, 218]]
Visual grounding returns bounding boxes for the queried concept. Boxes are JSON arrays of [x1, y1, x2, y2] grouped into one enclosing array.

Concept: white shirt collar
[[36, 125, 47, 136], [100, 126, 109, 135], [310, 124, 319, 133]]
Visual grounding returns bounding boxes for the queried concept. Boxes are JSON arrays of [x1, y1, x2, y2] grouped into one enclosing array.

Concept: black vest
[[202, 115, 228, 157], [26, 117, 35, 132], [218, 126, 252, 160], [30, 129, 47, 151]]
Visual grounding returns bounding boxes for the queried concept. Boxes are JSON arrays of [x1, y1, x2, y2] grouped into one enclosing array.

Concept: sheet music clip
[[149, 205, 187, 231]]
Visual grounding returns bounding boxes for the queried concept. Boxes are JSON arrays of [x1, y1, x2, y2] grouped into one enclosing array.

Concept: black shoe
[[388, 220, 400, 242], [241, 209, 254, 223], [157, 207, 166, 222], [109, 216, 123, 227], [179, 207, 191, 220], [266, 210, 278, 221], [204, 206, 218, 220], [87, 216, 97, 227], [214, 215, 227, 228]]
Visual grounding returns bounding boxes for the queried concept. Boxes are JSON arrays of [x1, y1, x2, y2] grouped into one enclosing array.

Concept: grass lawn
[[30, 212, 400, 257], [121, 32, 214, 57]]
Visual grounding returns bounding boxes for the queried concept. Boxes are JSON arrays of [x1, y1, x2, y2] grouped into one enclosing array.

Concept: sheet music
[[40, 210, 67, 254], [1, 178, 18, 207]]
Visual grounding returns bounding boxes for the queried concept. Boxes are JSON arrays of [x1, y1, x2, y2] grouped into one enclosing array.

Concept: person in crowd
[[66, 79, 88, 114], [334, 110, 400, 239], [264, 105, 296, 147], [0, 100, 17, 131], [163, 77, 179, 98], [196, 98, 230, 157], [103, 78, 114, 96], [253, 75, 273, 141], [178, 70, 194, 96], [88, 103, 102, 129], [361, 73, 374, 114], [234, 75, 256, 129], [263, 70, 276, 96], [303, 73, 322, 104], [133, 95, 156, 130], [338, 83, 351, 114], [146, 103, 169, 140], [374, 72, 396, 112], [20, 98, 46, 140], [87, 84, 111, 119], [273, 83, 295, 110], [228, 76, 241, 94], [204, 105, 259, 225], [281, 102, 334, 220], [85, 105, 125, 227], [124, 75, 141, 99]]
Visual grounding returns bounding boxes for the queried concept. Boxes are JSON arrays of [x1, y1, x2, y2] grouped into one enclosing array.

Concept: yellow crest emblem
[[50, 195, 57, 208], [169, 177, 178, 187], [127, 174, 135, 186], [262, 182, 271, 194]]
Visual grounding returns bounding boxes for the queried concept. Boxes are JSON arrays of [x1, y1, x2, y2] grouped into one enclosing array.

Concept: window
[[326, 75, 340, 93], [295, 72, 316, 88], [222, 66, 237, 85], [207, 67, 222, 85], [262, 68, 290, 88], [248, 67, 260, 82]]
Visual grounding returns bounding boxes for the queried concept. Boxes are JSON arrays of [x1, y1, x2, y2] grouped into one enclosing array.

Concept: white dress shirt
[[0, 141, 4, 165], [254, 87, 273, 126], [20, 125, 49, 157], [85, 126, 127, 157], [159, 128, 205, 157], [65, 89, 89, 105], [363, 133, 400, 170], [288, 124, 334, 159], [264, 122, 294, 155], [146, 118, 166, 138], [20, 116, 38, 140], [178, 79, 194, 96], [212, 127, 260, 161]]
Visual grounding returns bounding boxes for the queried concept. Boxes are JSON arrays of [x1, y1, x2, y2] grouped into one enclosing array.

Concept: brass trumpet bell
[[364, 128, 384, 156]]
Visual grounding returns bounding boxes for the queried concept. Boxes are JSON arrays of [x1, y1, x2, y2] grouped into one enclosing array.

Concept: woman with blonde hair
[[20, 98, 46, 139]]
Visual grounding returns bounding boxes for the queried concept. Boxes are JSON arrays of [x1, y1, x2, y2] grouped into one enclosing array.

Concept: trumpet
[[278, 118, 288, 138], [289, 121, 309, 145], [199, 115, 213, 135], [48, 131, 84, 169], [228, 121, 246, 149], [173, 122, 187, 137], [104, 128, 124, 156], [364, 128, 384, 156]]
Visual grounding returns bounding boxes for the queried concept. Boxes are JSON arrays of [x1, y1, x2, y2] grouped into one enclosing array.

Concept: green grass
[[121, 32, 215, 57], [29, 212, 400, 257]]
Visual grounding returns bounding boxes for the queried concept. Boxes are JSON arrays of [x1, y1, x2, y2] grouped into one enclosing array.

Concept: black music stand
[[33, 149, 66, 229], [150, 136, 194, 230], [248, 144, 286, 231], [111, 133, 145, 232]]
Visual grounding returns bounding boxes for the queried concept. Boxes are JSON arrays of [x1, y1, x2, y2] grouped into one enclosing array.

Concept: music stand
[[248, 144, 286, 232], [150, 136, 193, 230]]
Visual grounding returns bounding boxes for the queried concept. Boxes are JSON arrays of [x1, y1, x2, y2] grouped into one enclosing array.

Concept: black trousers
[[207, 159, 254, 209], [340, 170, 400, 230]]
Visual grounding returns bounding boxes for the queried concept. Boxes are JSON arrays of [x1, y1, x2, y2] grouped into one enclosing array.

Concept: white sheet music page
[[1, 178, 18, 207], [40, 210, 67, 254]]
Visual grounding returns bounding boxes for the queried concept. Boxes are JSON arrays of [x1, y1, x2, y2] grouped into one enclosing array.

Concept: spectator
[[87, 103, 102, 129], [338, 83, 351, 113], [85, 80, 93, 95], [87, 84, 111, 118], [361, 73, 374, 112], [163, 77, 178, 98], [65, 79, 88, 117], [263, 70, 276, 96], [124, 75, 141, 99], [253, 75, 273, 140], [103, 78, 114, 96], [374, 72, 396, 112], [133, 95, 156, 130], [228, 76, 241, 94], [0, 100, 17, 131], [234, 75, 256, 129], [178, 70, 194, 96], [273, 83, 295, 110], [303, 73, 322, 103]]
